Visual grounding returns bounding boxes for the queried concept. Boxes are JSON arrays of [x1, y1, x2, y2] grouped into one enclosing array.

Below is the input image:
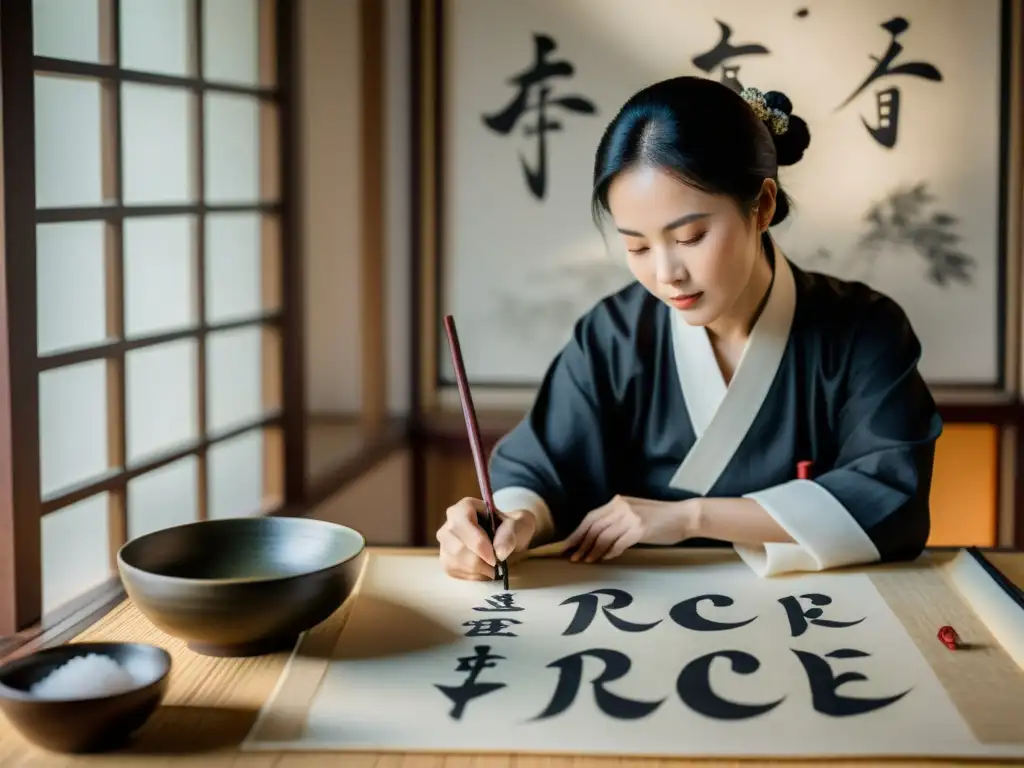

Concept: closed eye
[[628, 231, 705, 254]]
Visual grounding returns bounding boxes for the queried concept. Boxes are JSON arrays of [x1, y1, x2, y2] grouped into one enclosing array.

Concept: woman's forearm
[[686, 497, 794, 545]]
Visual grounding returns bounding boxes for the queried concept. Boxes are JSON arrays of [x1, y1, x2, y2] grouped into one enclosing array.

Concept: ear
[[755, 178, 777, 232]]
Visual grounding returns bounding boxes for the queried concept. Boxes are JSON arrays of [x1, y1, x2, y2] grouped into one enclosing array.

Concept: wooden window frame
[[0, 0, 305, 637]]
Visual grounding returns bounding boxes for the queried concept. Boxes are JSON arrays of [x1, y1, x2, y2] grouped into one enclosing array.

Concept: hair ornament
[[740, 86, 790, 136]]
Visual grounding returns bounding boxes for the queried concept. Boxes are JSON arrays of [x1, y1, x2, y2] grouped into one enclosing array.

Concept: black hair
[[591, 76, 811, 228]]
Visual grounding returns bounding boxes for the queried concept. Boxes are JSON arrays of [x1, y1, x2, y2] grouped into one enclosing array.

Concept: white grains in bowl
[[28, 654, 137, 699]]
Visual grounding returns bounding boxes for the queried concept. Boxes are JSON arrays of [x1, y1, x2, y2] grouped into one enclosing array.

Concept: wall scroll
[[421, 0, 1015, 403]]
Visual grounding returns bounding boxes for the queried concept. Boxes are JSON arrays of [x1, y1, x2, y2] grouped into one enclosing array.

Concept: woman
[[436, 76, 943, 580]]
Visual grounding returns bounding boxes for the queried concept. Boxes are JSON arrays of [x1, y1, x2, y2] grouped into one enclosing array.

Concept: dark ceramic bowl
[[116, 516, 367, 658], [0, 642, 170, 754]]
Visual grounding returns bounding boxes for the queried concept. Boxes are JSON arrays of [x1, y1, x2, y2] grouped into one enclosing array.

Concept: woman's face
[[605, 165, 774, 327]]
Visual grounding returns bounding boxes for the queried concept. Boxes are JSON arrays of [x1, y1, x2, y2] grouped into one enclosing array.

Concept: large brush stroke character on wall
[[690, 19, 770, 93], [436, 76, 942, 580], [482, 33, 598, 201], [837, 16, 943, 149]]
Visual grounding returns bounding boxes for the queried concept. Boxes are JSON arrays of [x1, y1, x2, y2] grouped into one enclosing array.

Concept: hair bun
[[763, 91, 793, 116], [764, 89, 810, 167]]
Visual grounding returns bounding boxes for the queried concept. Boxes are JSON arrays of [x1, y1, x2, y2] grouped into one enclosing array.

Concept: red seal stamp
[[937, 625, 960, 650]]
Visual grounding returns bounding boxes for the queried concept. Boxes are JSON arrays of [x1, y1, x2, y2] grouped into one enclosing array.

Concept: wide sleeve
[[489, 313, 625, 546], [734, 296, 943, 577]]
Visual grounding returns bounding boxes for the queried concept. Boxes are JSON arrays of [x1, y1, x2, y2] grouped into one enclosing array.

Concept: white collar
[[668, 242, 798, 495]]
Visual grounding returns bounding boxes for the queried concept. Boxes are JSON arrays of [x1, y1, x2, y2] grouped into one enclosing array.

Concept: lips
[[668, 291, 703, 309]]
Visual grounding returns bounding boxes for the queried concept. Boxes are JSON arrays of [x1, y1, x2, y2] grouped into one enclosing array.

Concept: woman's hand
[[563, 495, 695, 563], [436, 497, 537, 580]]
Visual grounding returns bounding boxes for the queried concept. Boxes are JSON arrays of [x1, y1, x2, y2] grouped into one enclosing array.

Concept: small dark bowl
[[0, 642, 170, 754], [116, 516, 367, 657]]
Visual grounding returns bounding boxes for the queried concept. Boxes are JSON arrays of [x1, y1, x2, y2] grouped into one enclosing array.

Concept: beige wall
[[299, 0, 362, 413], [299, 0, 412, 416], [297, 0, 414, 546], [384, 0, 413, 416], [309, 450, 413, 545]]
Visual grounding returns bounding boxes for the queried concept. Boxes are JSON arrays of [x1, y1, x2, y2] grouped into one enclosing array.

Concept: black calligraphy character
[[793, 648, 911, 716], [434, 645, 507, 720], [559, 589, 661, 636], [837, 17, 942, 148], [677, 650, 785, 720], [778, 593, 865, 637], [481, 33, 597, 200], [463, 618, 522, 637], [472, 593, 524, 612], [669, 594, 757, 632], [691, 20, 770, 93], [532, 648, 664, 721]]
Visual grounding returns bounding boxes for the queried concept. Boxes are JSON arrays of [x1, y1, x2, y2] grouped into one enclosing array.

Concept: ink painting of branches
[[804, 182, 975, 287]]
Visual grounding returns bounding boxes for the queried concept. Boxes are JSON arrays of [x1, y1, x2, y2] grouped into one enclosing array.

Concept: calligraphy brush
[[442, 314, 510, 590]]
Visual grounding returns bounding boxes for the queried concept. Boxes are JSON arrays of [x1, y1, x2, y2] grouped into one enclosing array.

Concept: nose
[[654, 247, 688, 286]]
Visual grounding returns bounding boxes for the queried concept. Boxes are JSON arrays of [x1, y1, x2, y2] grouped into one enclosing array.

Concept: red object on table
[[937, 625, 961, 650], [796, 460, 813, 480]]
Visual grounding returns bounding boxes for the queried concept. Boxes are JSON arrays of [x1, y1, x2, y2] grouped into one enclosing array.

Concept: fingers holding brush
[[436, 498, 538, 580], [437, 497, 499, 580], [492, 508, 537, 563]]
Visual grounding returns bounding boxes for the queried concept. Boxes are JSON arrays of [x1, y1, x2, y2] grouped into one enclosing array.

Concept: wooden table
[[2, 546, 1023, 767]]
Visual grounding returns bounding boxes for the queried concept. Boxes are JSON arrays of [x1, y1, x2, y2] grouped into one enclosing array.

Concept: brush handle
[[442, 315, 507, 583]]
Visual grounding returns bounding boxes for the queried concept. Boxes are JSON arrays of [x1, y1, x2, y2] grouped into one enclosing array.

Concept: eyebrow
[[616, 212, 711, 238]]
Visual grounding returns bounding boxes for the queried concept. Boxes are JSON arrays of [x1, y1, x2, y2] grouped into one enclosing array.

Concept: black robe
[[488, 238, 943, 577]]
